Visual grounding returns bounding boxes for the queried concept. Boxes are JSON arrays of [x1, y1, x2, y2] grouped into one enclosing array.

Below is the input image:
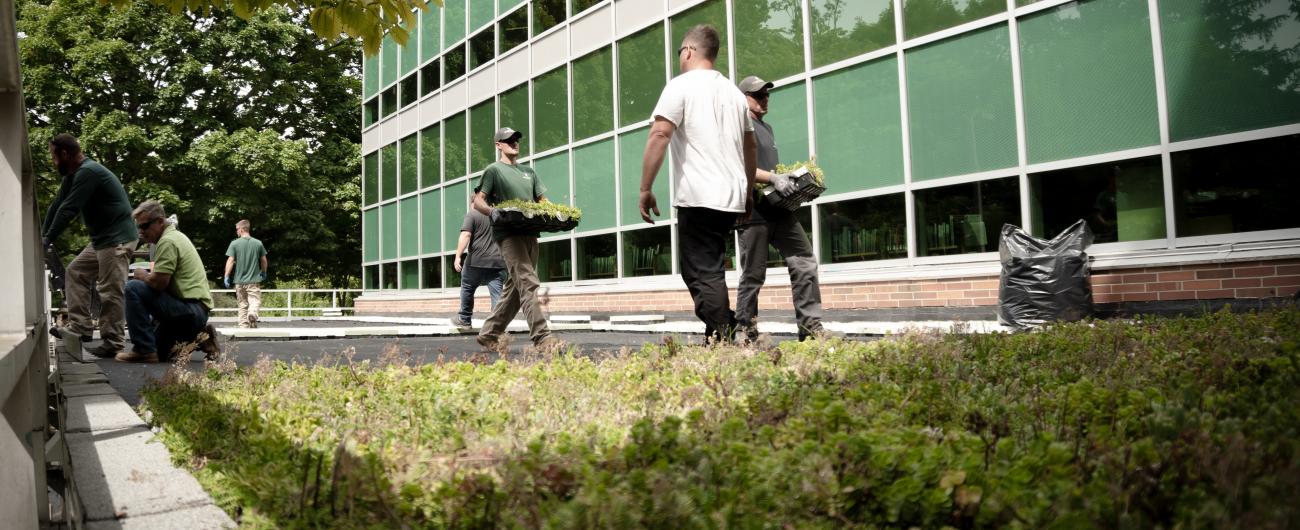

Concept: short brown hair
[[682, 24, 720, 61], [49, 133, 81, 157], [236, 219, 251, 231]]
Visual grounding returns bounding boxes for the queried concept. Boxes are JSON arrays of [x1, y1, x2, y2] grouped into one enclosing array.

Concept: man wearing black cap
[[471, 126, 565, 352], [734, 75, 826, 342], [639, 24, 757, 344]]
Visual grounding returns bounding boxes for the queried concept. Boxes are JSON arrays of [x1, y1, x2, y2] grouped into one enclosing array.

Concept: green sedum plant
[[141, 308, 1300, 528], [495, 199, 583, 221]]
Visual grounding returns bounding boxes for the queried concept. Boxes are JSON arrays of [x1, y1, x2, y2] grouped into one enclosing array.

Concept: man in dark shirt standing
[[733, 76, 826, 342], [42, 133, 139, 358], [451, 191, 507, 329]]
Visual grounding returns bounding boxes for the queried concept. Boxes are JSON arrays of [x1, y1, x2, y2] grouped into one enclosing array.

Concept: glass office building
[[358, 0, 1300, 305]]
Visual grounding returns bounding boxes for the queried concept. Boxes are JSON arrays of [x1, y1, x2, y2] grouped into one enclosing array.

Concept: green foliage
[[19, 0, 362, 285], [496, 199, 583, 221], [141, 308, 1300, 528]]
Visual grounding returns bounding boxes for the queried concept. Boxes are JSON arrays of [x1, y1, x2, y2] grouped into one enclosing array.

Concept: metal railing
[[209, 288, 363, 318]]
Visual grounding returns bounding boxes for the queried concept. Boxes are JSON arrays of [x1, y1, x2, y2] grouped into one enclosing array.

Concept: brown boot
[[198, 324, 221, 360]]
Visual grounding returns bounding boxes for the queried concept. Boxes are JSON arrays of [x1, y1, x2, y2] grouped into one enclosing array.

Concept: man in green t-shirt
[[472, 127, 565, 352], [120, 200, 219, 362], [223, 219, 269, 328]]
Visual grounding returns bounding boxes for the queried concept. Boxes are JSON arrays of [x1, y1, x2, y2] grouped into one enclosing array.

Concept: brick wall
[[355, 258, 1300, 314]]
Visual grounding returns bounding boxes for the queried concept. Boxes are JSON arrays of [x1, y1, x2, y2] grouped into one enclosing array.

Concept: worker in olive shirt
[[120, 200, 218, 362], [472, 127, 565, 352], [42, 133, 139, 358], [734, 75, 826, 342]]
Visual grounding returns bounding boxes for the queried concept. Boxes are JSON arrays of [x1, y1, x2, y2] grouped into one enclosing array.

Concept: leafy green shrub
[[140, 308, 1300, 528]]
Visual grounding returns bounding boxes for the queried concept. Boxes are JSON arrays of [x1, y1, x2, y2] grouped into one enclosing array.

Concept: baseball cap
[[738, 75, 774, 94], [494, 127, 523, 142]]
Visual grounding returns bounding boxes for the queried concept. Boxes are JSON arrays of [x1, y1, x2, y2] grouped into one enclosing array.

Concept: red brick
[[1222, 278, 1261, 288], [1158, 290, 1197, 301], [1145, 282, 1180, 292], [1278, 265, 1300, 275], [1196, 269, 1234, 280], [943, 282, 973, 291], [969, 280, 999, 290], [1157, 271, 1196, 282], [1142, 265, 1185, 274], [914, 291, 938, 299], [1112, 284, 1148, 294], [970, 298, 998, 306], [1091, 274, 1122, 285], [1093, 284, 1112, 294], [1122, 292, 1160, 302], [1183, 279, 1221, 290], [1234, 266, 1276, 278], [1196, 289, 1234, 299], [890, 292, 914, 300], [1262, 275, 1300, 287], [1235, 287, 1277, 298], [1279, 286, 1300, 297], [1095, 294, 1120, 303], [1123, 273, 1158, 283]]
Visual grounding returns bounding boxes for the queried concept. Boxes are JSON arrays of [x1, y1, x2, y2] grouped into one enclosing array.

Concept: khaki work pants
[[65, 240, 137, 350], [479, 235, 551, 345], [235, 283, 262, 328]]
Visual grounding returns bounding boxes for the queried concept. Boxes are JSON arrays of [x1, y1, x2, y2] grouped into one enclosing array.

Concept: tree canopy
[[19, 0, 374, 285]]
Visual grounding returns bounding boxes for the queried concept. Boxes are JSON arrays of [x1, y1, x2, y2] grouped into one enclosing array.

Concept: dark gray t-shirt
[[461, 209, 506, 269], [740, 117, 787, 225]]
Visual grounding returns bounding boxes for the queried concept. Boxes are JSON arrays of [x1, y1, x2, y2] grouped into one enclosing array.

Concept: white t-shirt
[[651, 69, 753, 212]]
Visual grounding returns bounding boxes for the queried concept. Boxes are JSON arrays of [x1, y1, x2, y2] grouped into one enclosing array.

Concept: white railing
[[209, 288, 364, 318]]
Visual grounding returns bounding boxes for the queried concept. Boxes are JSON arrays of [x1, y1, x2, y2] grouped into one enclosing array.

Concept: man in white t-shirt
[[639, 24, 757, 343]]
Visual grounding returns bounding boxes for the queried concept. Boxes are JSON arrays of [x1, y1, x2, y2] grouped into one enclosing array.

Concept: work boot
[[533, 335, 567, 353], [115, 350, 159, 363], [450, 315, 472, 330], [476, 334, 500, 351], [85, 344, 120, 359], [198, 324, 221, 360]]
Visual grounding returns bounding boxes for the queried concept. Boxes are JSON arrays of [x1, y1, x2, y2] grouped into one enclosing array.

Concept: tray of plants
[[759, 160, 826, 211], [492, 199, 583, 233]]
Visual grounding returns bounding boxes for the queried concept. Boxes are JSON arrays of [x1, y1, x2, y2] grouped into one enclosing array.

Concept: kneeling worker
[[120, 200, 219, 362]]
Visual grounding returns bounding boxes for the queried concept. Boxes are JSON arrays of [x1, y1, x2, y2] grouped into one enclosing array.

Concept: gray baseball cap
[[493, 127, 523, 142], [738, 75, 774, 94]]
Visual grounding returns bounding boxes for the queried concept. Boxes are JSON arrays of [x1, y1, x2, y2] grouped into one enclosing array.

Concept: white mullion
[[1146, 0, 1176, 249], [800, 0, 820, 262], [724, 0, 736, 79], [898, 12, 1010, 52], [1006, 0, 1031, 235], [1167, 123, 1300, 153], [893, 0, 916, 261], [610, 1, 623, 271]]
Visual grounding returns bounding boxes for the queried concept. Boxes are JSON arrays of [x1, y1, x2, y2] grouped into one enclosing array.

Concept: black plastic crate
[[493, 208, 580, 233], [759, 166, 825, 211]]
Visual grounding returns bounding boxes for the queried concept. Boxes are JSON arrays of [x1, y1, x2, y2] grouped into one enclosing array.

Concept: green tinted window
[[533, 152, 570, 206], [443, 181, 468, 252], [914, 177, 1020, 256], [364, 53, 379, 98], [381, 203, 398, 260], [618, 24, 666, 127], [499, 85, 530, 158], [444, 113, 468, 179], [538, 239, 573, 282], [623, 226, 672, 277], [421, 189, 440, 253], [421, 257, 441, 288], [573, 0, 600, 16], [444, 0, 466, 47], [1019, 0, 1159, 163], [906, 25, 1016, 180], [400, 135, 418, 194], [400, 196, 419, 257], [401, 260, 419, 289], [533, 0, 566, 36], [381, 87, 397, 117], [576, 234, 617, 280], [470, 0, 493, 32], [619, 128, 668, 226], [1030, 156, 1165, 243], [381, 143, 397, 201], [381, 32, 398, 87], [364, 265, 378, 289], [420, 124, 440, 185], [810, 0, 895, 68], [421, 60, 440, 96], [420, 4, 440, 62], [1173, 134, 1300, 236], [734, 0, 805, 82], [903, 0, 1005, 40], [814, 57, 903, 191], [382, 263, 397, 289], [444, 257, 461, 287], [1159, 0, 1300, 141], [573, 47, 614, 141], [470, 100, 497, 172], [400, 25, 419, 76], [445, 45, 466, 81], [573, 139, 617, 231], [500, 5, 529, 55], [500, 0, 524, 12], [533, 67, 569, 152], [671, 0, 728, 76], [820, 194, 907, 263], [363, 208, 378, 261], [764, 81, 809, 165], [470, 27, 495, 70], [363, 152, 378, 205]]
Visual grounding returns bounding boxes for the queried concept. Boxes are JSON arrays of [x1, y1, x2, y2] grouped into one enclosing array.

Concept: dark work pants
[[676, 207, 739, 342], [125, 279, 208, 360], [737, 209, 824, 339], [458, 266, 506, 323]]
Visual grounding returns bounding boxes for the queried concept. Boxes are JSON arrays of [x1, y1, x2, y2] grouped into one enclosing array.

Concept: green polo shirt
[[479, 161, 547, 240], [42, 159, 138, 249], [153, 225, 214, 310]]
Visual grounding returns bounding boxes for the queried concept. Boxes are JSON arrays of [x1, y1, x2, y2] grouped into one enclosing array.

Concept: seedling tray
[[760, 167, 825, 211], [493, 208, 580, 233]]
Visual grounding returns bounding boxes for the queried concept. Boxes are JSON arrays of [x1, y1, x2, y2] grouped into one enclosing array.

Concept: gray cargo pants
[[737, 211, 823, 338], [65, 240, 138, 350]]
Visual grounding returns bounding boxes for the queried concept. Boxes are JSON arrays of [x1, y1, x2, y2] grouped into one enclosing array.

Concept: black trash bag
[[998, 220, 1094, 329]]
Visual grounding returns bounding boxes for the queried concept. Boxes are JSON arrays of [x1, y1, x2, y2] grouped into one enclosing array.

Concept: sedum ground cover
[[140, 308, 1300, 528]]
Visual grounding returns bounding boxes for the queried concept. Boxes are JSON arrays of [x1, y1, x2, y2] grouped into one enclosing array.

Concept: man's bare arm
[[472, 191, 493, 216], [639, 117, 676, 223]]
